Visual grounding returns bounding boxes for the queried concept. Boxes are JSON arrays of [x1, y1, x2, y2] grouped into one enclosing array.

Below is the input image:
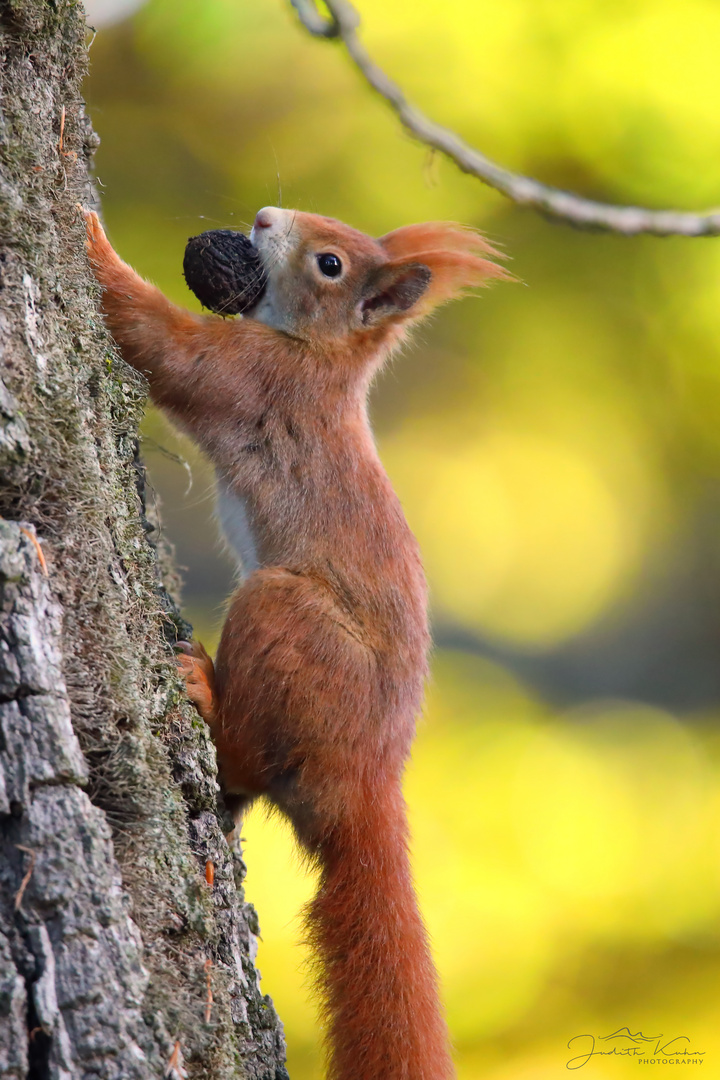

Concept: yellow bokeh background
[[83, 0, 720, 1075]]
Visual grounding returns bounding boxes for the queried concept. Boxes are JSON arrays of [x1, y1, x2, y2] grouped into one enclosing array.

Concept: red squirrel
[[83, 205, 508, 1080]]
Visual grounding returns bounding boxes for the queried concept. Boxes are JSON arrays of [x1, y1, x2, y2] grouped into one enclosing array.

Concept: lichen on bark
[[0, 2, 288, 1077]]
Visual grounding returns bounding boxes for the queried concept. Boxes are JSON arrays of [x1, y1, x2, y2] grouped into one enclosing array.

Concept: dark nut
[[183, 230, 267, 316]]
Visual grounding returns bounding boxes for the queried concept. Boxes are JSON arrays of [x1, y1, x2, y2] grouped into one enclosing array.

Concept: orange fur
[[83, 206, 508, 1080], [379, 221, 512, 311]]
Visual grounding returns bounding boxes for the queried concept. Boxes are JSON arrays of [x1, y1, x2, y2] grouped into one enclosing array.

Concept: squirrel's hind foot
[[177, 640, 218, 727]]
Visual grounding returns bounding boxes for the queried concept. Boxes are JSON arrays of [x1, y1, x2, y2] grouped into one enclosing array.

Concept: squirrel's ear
[[360, 262, 431, 326], [377, 223, 513, 313]]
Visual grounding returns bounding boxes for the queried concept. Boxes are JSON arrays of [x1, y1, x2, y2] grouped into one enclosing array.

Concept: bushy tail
[[306, 784, 454, 1080]]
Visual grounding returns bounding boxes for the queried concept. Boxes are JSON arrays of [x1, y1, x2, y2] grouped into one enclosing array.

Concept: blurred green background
[[83, 1, 720, 1075]]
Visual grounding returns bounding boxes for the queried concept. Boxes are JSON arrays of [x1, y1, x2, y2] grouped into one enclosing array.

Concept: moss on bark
[[0, 2, 288, 1076]]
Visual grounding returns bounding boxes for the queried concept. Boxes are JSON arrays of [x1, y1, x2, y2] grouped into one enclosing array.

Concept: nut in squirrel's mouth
[[183, 230, 268, 316]]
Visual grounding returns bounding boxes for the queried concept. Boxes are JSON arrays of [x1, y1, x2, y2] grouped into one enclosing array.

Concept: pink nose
[[254, 209, 274, 229]]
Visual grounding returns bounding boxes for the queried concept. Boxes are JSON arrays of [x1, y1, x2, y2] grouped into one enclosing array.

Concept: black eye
[[317, 253, 343, 278]]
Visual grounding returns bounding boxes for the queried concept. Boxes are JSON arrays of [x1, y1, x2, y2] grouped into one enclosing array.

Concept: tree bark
[[0, 3, 288, 1077]]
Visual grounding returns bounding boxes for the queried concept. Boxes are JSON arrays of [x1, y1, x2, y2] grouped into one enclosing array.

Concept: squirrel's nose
[[251, 207, 291, 248], [254, 207, 280, 230]]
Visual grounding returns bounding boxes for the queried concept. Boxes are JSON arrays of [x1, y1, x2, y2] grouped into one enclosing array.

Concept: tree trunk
[[0, 3, 288, 1077]]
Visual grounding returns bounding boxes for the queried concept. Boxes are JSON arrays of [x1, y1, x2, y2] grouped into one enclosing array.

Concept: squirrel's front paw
[[176, 640, 218, 727], [80, 207, 114, 271]]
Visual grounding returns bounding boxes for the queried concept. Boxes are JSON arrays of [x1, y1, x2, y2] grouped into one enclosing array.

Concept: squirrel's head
[[247, 207, 510, 354]]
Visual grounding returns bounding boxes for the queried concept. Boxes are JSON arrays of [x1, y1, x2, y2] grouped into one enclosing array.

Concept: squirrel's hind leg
[[178, 641, 252, 841]]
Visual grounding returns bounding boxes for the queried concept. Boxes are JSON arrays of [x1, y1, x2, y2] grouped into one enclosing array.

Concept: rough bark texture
[[0, 2, 288, 1077]]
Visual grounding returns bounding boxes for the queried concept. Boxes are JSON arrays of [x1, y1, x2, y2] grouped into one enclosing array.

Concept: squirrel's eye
[[317, 253, 343, 278]]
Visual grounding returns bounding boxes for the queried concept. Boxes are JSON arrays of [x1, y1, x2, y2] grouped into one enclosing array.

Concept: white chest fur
[[215, 479, 260, 575]]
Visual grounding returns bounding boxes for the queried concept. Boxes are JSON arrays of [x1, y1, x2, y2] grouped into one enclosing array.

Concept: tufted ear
[[360, 261, 432, 326], [378, 222, 513, 314]]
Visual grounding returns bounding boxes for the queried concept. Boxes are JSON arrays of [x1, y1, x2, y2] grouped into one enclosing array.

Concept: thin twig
[[58, 105, 77, 164], [14, 846, 36, 910], [289, 0, 720, 237], [140, 435, 193, 495], [19, 526, 48, 577], [165, 1040, 187, 1080], [288, 0, 344, 38], [203, 958, 214, 1023]]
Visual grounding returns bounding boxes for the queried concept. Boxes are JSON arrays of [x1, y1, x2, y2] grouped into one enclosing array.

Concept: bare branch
[[289, 0, 720, 237], [288, 0, 344, 37]]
